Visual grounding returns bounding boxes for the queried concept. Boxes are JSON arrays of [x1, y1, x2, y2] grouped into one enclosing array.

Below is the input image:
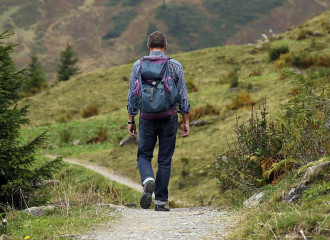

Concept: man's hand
[[128, 123, 137, 137], [181, 113, 190, 137], [181, 123, 190, 138], [128, 114, 136, 137]]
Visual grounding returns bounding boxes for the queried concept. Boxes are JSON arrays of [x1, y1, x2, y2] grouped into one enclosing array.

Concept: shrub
[[296, 29, 313, 40], [81, 104, 100, 118], [321, 21, 330, 31], [87, 127, 108, 144], [249, 66, 262, 77], [220, 71, 239, 86], [55, 113, 73, 123], [226, 92, 256, 110], [122, 0, 142, 6], [186, 80, 199, 92], [102, 10, 138, 40], [216, 103, 285, 191], [216, 71, 330, 191], [268, 45, 290, 61], [274, 53, 294, 71], [103, 0, 120, 6], [59, 127, 73, 144]]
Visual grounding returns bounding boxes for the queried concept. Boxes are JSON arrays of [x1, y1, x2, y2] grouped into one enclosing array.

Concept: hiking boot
[[140, 180, 155, 209], [155, 204, 170, 212]]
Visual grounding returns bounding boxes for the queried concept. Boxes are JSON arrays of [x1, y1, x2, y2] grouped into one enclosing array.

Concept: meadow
[[15, 9, 330, 238]]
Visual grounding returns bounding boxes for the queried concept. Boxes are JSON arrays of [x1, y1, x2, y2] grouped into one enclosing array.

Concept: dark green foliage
[[102, 10, 138, 40], [23, 52, 46, 93], [216, 103, 284, 191], [0, 31, 62, 210], [156, 3, 226, 51], [216, 71, 330, 191], [269, 45, 290, 61], [122, 0, 142, 6], [204, 0, 284, 25], [229, 72, 239, 88], [59, 127, 73, 144], [57, 44, 80, 81], [103, 0, 120, 6], [280, 71, 330, 164], [157, 1, 284, 51]]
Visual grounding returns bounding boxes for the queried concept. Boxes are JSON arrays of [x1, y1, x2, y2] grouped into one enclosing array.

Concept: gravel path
[[80, 206, 232, 240], [46, 155, 234, 239]]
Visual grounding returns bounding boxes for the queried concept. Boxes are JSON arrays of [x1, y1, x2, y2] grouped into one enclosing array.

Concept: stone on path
[[23, 205, 56, 217], [283, 180, 309, 203], [243, 191, 264, 207], [303, 161, 330, 180], [119, 133, 139, 147], [0, 235, 10, 240]]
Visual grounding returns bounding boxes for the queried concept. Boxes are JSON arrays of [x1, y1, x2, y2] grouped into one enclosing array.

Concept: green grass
[[230, 171, 330, 239], [18, 8, 330, 208], [1, 156, 140, 239]]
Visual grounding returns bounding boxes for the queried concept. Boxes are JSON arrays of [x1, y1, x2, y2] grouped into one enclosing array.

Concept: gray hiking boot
[[155, 204, 170, 212], [140, 180, 155, 209]]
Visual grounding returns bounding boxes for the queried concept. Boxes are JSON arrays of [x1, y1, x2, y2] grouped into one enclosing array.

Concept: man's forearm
[[182, 113, 189, 124], [128, 114, 135, 122]]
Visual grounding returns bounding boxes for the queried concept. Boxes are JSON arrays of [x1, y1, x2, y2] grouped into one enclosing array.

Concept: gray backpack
[[130, 56, 178, 119]]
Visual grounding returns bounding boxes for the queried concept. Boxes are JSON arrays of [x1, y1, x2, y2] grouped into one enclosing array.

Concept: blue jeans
[[137, 115, 178, 203]]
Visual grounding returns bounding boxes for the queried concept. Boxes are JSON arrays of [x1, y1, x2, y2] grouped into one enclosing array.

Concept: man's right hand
[[182, 123, 190, 138], [128, 124, 137, 137]]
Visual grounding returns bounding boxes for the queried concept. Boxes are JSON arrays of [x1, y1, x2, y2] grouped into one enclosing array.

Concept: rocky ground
[[76, 206, 233, 240]]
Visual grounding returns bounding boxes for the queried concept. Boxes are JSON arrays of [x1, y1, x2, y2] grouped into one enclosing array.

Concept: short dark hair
[[147, 31, 167, 49]]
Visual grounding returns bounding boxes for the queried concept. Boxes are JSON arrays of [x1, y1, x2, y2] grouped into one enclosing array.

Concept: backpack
[[130, 56, 178, 119]]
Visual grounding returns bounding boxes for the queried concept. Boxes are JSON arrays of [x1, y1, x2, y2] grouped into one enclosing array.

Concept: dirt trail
[[79, 207, 232, 240], [45, 154, 142, 192]]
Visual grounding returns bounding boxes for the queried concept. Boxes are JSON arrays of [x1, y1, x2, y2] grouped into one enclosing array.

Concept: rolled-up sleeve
[[126, 61, 140, 116], [170, 60, 190, 115]]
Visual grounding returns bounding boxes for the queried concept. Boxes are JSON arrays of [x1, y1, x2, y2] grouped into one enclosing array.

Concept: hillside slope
[[0, 0, 329, 79], [18, 9, 330, 204]]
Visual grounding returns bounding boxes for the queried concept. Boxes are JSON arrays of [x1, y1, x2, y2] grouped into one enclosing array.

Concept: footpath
[[45, 155, 234, 239]]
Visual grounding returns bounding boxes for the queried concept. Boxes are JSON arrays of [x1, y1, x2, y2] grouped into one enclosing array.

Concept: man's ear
[[164, 43, 167, 52], [147, 44, 151, 52]]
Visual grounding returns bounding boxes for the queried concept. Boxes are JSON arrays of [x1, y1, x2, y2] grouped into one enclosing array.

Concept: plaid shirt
[[126, 51, 190, 116]]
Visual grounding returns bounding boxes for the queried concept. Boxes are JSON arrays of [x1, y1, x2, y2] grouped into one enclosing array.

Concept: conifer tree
[[0, 31, 62, 210], [24, 52, 46, 93], [56, 44, 80, 81]]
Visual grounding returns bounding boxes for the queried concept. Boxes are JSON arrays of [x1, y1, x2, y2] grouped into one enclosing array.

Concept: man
[[127, 31, 190, 211]]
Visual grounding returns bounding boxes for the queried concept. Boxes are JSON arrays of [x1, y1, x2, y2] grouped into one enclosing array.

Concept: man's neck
[[149, 48, 166, 53]]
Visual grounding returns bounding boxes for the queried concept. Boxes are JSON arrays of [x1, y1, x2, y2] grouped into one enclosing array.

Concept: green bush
[[122, 0, 142, 6], [269, 45, 290, 61], [220, 71, 238, 86], [102, 10, 138, 40], [103, 0, 120, 6], [217, 71, 330, 191]]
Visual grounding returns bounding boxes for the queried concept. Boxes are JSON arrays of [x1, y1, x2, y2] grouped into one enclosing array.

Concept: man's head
[[147, 31, 167, 52]]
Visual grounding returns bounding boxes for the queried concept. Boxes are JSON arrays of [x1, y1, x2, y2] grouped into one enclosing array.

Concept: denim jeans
[[137, 115, 178, 203]]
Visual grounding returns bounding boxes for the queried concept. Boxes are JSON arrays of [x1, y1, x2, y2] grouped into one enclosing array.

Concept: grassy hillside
[[0, 0, 329, 79], [17, 9, 330, 207], [3, 156, 140, 239]]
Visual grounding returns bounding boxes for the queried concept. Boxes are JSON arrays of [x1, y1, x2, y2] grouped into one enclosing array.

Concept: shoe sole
[[155, 207, 170, 212], [140, 181, 155, 209]]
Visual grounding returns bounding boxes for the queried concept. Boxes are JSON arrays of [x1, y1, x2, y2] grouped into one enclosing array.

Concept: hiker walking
[[127, 31, 190, 211]]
